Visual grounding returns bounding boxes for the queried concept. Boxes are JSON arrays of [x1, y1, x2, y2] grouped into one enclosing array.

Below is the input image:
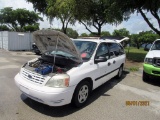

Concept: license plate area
[[20, 85, 29, 94]]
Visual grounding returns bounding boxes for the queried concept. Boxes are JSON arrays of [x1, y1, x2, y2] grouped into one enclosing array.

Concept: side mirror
[[95, 56, 107, 63]]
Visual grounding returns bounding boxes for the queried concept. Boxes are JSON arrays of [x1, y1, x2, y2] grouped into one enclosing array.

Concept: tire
[[143, 71, 149, 82], [116, 65, 123, 79], [72, 81, 91, 107]]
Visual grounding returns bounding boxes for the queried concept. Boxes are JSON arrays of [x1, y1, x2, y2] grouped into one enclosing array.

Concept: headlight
[[144, 58, 153, 64], [45, 74, 70, 88]]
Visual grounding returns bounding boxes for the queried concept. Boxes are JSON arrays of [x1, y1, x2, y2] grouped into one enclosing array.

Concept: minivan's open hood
[[33, 30, 82, 63]]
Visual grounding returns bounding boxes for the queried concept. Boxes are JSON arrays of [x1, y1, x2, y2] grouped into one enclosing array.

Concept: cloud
[[0, 0, 33, 10]]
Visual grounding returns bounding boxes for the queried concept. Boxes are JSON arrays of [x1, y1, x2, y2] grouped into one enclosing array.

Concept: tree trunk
[[138, 8, 160, 35], [97, 26, 101, 37], [136, 43, 140, 49], [61, 22, 67, 34]]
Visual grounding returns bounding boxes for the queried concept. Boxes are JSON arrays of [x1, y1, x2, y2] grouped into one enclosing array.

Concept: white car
[[15, 30, 126, 107]]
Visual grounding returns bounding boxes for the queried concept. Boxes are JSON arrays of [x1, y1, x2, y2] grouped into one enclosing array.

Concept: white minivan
[[15, 30, 126, 107]]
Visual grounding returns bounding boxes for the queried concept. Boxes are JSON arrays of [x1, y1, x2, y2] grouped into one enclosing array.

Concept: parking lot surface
[[0, 49, 160, 120]]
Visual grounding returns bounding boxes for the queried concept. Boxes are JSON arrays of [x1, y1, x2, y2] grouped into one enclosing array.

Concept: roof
[[72, 38, 118, 43], [100, 36, 127, 40], [78, 37, 99, 39]]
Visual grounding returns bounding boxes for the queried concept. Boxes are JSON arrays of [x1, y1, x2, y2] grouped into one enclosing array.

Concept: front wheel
[[72, 81, 91, 107], [116, 65, 123, 79]]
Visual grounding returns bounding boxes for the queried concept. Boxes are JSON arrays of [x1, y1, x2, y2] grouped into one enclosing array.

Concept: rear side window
[[107, 43, 124, 57]]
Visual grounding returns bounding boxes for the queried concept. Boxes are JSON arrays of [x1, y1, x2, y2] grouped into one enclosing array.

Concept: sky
[[0, 0, 159, 35]]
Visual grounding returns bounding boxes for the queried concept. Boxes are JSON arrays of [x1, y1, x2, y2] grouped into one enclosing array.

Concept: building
[[0, 31, 33, 51]]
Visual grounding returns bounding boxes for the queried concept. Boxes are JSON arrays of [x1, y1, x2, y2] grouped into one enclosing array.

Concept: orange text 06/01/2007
[[126, 101, 150, 106]]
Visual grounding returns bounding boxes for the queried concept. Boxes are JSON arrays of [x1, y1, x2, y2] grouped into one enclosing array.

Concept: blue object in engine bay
[[35, 65, 53, 75]]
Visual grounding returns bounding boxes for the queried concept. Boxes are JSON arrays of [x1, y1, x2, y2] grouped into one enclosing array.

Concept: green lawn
[[125, 47, 148, 62]]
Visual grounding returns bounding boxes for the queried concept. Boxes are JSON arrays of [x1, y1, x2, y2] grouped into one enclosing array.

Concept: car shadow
[[21, 70, 129, 117], [143, 79, 160, 87]]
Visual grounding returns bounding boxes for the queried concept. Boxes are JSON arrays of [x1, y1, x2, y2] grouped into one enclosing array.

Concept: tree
[[112, 28, 130, 36], [46, 0, 75, 34], [0, 7, 17, 31], [130, 34, 141, 49], [26, 0, 76, 34], [0, 7, 43, 32], [0, 25, 10, 31], [23, 24, 39, 32], [113, 0, 160, 36], [26, 0, 47, 14], [138, 31, 158, 49], [66, 28, 79, 38], [80, 33, 89, 37], [74, 0, 129, 36], [130, 30, 158, 49], [15, 8, 43, 29], [101, 31, 111, 36]]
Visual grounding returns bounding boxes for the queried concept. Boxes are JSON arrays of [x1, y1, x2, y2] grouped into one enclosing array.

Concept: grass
[[127, 67, 139, 72], [124, 47, 147, 72], [125, 47, 148, 62]]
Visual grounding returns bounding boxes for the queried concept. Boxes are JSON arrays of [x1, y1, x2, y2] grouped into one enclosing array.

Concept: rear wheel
[[72, 81, 91, 107], [116, 65, 123, 79]]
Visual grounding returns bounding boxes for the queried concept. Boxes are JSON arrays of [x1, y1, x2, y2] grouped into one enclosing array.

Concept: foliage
[[74, 0, 129, 36], [88, 33, 99, 37], [26, 0, 129, 36], [0, 7, 43, 32], [0, 7, 17, 30], [80, 33, 89, 37], [101, 31, 111, 36], [113, 0, 160, 35], [46, 0, 75, 34], [112, 28, 130, 36], [26, 0, 160, 36], [0, 25, 10, 31], [130, 30, 159, 49], [130, 34, 140, 49], [26, 0, 47, 13], [15, 8, 43, 28], [66, 28, 79, 38], [23, 24, 39, 32]]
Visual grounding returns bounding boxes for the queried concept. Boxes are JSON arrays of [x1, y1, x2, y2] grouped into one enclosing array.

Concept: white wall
[[0, 31, 33, 50]]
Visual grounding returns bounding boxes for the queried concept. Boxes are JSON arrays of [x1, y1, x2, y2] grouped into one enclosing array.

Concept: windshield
[[73, 40, 97, 60], [151, 40, 160, 50], [44, 50, 77, 60]]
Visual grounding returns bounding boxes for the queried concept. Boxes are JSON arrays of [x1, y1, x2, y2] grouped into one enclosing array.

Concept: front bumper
[[143, 63, 160, 77], [14, 73, 76, 106]]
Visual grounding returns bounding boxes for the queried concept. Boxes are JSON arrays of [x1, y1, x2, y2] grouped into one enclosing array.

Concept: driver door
[[94, 43, 113, 87]]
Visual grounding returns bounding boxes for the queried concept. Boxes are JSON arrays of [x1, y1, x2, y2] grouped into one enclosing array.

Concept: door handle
[[108, 62, 111, 66], [113, 60, 116, 64]]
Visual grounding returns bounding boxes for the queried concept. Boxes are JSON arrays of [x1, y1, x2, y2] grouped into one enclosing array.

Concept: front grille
[[153, 58, 160, 67], [21, 69, 45, 85], [152, 71, 160, 75]]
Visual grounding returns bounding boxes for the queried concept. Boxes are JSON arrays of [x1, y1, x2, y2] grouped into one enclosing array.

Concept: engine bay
[[24, 54, 79, 76]]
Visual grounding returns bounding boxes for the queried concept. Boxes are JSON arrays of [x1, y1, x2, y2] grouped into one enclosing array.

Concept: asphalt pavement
[[0, 49, 160, 120]]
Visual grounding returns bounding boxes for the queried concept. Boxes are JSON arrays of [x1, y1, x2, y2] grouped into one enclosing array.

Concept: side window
[[118, 44, 125, 55], [95, 43, 109, 59], [108, 43, 123, 57]]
